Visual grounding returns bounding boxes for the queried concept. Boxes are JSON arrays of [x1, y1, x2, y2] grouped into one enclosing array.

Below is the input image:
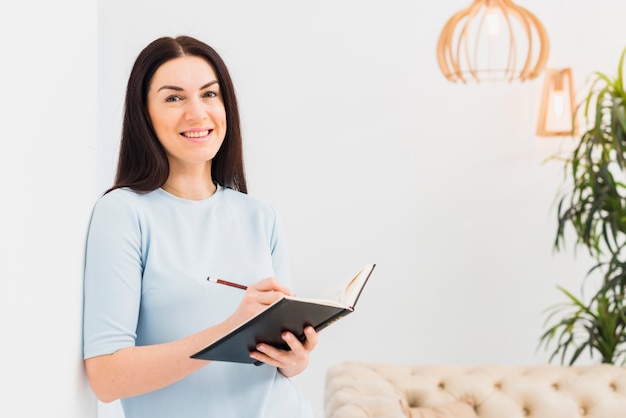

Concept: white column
[[0, 1, 98, 416]]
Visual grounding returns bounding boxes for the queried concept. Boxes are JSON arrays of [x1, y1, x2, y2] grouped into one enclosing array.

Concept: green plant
[[539, 46, 626, 365]]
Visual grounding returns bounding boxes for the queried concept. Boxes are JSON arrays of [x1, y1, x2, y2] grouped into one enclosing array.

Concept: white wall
[[100, 1, 626, 417], [1, 1, 98, 417]]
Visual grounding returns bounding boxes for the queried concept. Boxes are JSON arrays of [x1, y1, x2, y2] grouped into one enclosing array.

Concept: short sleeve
[[82, 191, 143, 359]]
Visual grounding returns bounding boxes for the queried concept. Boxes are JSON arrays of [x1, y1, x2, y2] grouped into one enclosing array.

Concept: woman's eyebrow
[[200, 80, 219, 90], [157, 85, 182, 93], [156, 80, 219, 93]]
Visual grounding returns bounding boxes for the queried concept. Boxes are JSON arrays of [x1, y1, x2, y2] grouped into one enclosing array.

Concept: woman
[[83, 35, 317, 418]]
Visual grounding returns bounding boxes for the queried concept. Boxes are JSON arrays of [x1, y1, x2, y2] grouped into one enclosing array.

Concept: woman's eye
[[165, 95, 182, 102], [203, 91, 218, 98]]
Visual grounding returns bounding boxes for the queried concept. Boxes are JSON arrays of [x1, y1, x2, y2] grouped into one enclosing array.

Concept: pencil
[[207, 276, 248, 290]]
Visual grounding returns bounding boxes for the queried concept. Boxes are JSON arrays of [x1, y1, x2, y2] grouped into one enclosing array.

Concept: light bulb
[[552, 90, 564, 119], [485, 8, 500, 37]]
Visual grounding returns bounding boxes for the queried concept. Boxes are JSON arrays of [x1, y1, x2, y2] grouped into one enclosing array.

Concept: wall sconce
[[436, 0, 550, 83], [536, 68, 577, 137]]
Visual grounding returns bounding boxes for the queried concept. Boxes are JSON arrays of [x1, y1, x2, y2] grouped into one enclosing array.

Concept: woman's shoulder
[[95, 187, 147, 206], [221, 187, 276, 212], [223, 187, 272, 207], [91, 188, 159, 217]]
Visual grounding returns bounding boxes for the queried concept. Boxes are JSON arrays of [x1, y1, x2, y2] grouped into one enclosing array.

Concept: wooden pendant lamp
[[536, 68, 577, 136], [437, 0, 550, 83]]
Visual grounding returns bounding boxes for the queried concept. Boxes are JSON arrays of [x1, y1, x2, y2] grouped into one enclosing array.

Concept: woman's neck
[[162, 161, 217, 200], [162, 176, 217, 201]]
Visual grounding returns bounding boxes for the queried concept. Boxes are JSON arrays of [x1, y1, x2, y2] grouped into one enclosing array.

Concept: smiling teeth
[[183, 130, 210, 138]]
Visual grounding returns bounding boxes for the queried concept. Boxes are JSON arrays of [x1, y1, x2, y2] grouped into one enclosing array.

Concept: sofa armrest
[[325, 362, 409, 418]]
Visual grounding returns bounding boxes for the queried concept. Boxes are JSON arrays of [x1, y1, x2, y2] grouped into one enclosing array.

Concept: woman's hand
[[249, 325, 319, 378], [225, 277, 319, 377], [225, 277, 292, 329]]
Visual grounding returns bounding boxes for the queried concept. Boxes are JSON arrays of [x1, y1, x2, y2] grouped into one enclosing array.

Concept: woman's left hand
[[249, 326, 318, 378]]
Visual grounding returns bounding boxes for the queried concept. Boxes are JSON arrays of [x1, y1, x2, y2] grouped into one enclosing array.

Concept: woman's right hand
[[225, 277, 292, 330]]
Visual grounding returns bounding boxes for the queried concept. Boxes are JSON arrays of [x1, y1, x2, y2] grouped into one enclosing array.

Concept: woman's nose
[[185, 97, 207, 121]]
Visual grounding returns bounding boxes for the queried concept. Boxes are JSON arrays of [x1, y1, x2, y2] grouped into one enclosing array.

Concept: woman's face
[[147, 55, 227, 170]]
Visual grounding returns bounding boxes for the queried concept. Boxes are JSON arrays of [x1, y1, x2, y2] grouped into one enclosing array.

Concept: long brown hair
[[107, 35, 246, 194]]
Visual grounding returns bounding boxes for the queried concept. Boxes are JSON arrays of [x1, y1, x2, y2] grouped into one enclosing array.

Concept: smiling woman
[[148, 56, 227, 192], [82, 35, 318, 418], [109, 36, 247, 195]]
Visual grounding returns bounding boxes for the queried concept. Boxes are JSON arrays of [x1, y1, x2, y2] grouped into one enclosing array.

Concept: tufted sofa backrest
[[325, 362, 626, 418]]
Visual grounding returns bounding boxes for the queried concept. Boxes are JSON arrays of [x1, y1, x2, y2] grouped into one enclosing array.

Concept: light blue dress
[[83, 185, 313, 418]]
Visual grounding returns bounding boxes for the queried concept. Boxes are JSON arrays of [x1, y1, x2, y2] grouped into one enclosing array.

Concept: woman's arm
[[85, 278, 291, 403], [86, 323, 228, 403]]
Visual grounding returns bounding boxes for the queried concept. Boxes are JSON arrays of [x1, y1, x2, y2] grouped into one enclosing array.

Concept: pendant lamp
[[437, 0, 550, 83], [536, 68, 577, 137]]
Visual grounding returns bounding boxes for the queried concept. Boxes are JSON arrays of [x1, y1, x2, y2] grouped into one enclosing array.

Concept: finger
[[252, 277, 292, 295], [302, 326, 318, 349], [255, 289, 286, 306], [271, 328, 316, 354], [252, 333, 304, 365], [279, 331, 303, 353], [249, 343, 287, 368]]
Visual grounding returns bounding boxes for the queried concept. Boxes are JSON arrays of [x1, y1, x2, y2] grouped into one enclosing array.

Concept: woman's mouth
[[180, 129, 213, 143], [182, 129, 211, 138]]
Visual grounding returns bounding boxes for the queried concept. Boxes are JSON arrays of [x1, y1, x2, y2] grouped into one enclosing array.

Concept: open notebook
[[191, 263, 376, 364]]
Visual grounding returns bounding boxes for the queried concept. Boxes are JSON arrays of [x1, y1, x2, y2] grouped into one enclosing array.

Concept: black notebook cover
[[191, 298, 351, 364], [191, 264, 375, 364]]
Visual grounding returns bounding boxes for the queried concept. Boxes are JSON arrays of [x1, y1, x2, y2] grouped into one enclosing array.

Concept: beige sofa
[[325, 361, 626, 418]]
